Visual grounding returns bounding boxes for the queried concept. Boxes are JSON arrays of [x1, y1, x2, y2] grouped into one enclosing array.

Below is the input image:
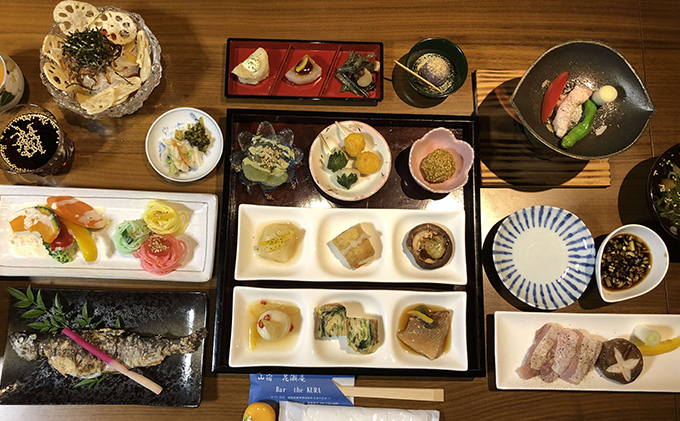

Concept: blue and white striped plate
[[492, 206, 596, 310]]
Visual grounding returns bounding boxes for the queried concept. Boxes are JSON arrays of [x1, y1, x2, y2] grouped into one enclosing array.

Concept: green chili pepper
[[560, 99, 598, 149]]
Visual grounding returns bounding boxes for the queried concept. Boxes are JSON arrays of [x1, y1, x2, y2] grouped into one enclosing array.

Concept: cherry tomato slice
[[541, 71, 569, 123]]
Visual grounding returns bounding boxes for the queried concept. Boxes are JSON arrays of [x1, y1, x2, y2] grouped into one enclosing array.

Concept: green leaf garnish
[[28, 321, 48, 330], [336, 172, 358, 189], [7, 287, 121, 335], [74, 373, 112, 389], [54, 293, 64, 315], [5, 286, 28, 302], [13, 300, 33, 309], [36, 290, 46, 311], [20, 309, 46, 318]]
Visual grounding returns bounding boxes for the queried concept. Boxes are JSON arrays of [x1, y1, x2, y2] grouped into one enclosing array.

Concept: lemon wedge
[[638, 337, 680, 356]]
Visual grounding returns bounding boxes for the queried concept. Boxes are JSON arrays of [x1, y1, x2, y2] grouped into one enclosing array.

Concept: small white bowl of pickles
[[595, 224, 669, 303]]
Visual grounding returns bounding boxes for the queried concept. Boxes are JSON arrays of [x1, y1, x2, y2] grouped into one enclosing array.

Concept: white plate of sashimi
[[0, 185, 217, 282], [495, 312, 680, 392]]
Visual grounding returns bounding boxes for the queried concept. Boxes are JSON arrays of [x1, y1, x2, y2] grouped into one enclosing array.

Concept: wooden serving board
[[474, 70, 611, 187]]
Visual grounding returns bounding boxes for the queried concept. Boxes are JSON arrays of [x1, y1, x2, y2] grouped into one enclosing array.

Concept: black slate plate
[[0, 289, 207, 406]]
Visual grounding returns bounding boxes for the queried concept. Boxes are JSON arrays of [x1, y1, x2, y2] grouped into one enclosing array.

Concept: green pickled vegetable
[[336, 172, 358, 189], [560, 100, 597, 149], [327, 149, 348, 172], [183, 117, 211, 153]]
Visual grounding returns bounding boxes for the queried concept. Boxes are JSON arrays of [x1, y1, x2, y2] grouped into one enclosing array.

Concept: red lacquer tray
[[225, 38, 383, 102]]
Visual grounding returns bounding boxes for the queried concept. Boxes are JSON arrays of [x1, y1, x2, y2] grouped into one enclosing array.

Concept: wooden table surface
[[1, 0, 679, 419]]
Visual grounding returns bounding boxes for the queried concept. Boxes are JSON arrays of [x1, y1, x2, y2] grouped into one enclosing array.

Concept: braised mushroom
[[596, 338, 643, 384], [406, 223, 454, 270]]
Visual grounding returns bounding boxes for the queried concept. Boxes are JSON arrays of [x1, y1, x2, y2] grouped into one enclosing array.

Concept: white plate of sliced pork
[[494, 311, 680, 392]]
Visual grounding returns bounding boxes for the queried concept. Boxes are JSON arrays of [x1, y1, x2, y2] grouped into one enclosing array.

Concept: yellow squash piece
[[9, 206, 61, 243], [61, 219, 98, 262], [639, 337, 680, 356]]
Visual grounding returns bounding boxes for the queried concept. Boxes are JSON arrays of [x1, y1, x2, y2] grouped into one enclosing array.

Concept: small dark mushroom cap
[[406, 223, 454, 270], [596, 338, 644, 384]]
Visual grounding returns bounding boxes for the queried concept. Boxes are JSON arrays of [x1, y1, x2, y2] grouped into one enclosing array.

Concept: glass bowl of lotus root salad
[[39, 1, 162, 119]]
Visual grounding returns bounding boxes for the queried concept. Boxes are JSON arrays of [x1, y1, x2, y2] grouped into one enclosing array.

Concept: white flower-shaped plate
[[146, 107, 223, 182], [309, 120, 391, 201], [492, 205, 596, 310]]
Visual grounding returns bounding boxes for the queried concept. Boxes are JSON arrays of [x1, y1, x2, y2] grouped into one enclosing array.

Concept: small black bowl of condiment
[[595, 224, 669, 303], [406, 38, 467, 98]]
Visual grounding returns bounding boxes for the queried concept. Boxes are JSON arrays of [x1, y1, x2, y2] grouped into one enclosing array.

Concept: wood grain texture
[[0, 0, 678, 420]]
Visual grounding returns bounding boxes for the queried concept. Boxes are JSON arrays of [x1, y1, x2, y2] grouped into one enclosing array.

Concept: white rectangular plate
[[235, 204, 467, 284], [230, 287, 467, 371], [0, 185, 217, 282], [495, 311, 680, 392]]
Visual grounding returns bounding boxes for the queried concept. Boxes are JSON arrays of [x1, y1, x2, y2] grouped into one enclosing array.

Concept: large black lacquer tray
[[212, 109, 484, 377]]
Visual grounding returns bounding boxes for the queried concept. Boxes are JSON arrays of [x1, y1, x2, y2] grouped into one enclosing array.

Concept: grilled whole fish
[[9, 328, 207, 379]]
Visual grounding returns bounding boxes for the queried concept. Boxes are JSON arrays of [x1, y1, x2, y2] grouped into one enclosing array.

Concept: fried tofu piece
[[331, 223, 375, 268]]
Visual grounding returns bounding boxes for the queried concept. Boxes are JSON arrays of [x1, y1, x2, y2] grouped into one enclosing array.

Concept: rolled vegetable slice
[[133, 234, 187, 275], [142, 201, 188, 235], [113, 219, 150, 254]]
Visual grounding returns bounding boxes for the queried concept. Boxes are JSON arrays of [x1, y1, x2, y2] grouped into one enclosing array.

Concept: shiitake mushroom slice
[[596, 338, 644, 384], [406, 223, 454, 270]]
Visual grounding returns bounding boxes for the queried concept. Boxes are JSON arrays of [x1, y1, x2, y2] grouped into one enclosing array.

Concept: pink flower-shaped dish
[[408, 127, 474, 193]]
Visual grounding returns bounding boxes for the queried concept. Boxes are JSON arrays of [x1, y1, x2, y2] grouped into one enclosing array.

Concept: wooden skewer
[[334, 121, 349, 137], [318, 132, 331, 154], [393, 60, 445, 93], [333, 382, 444, 402]]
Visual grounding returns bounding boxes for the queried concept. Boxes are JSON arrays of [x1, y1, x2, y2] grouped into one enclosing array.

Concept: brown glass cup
[[0, 104, 74, 176]]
